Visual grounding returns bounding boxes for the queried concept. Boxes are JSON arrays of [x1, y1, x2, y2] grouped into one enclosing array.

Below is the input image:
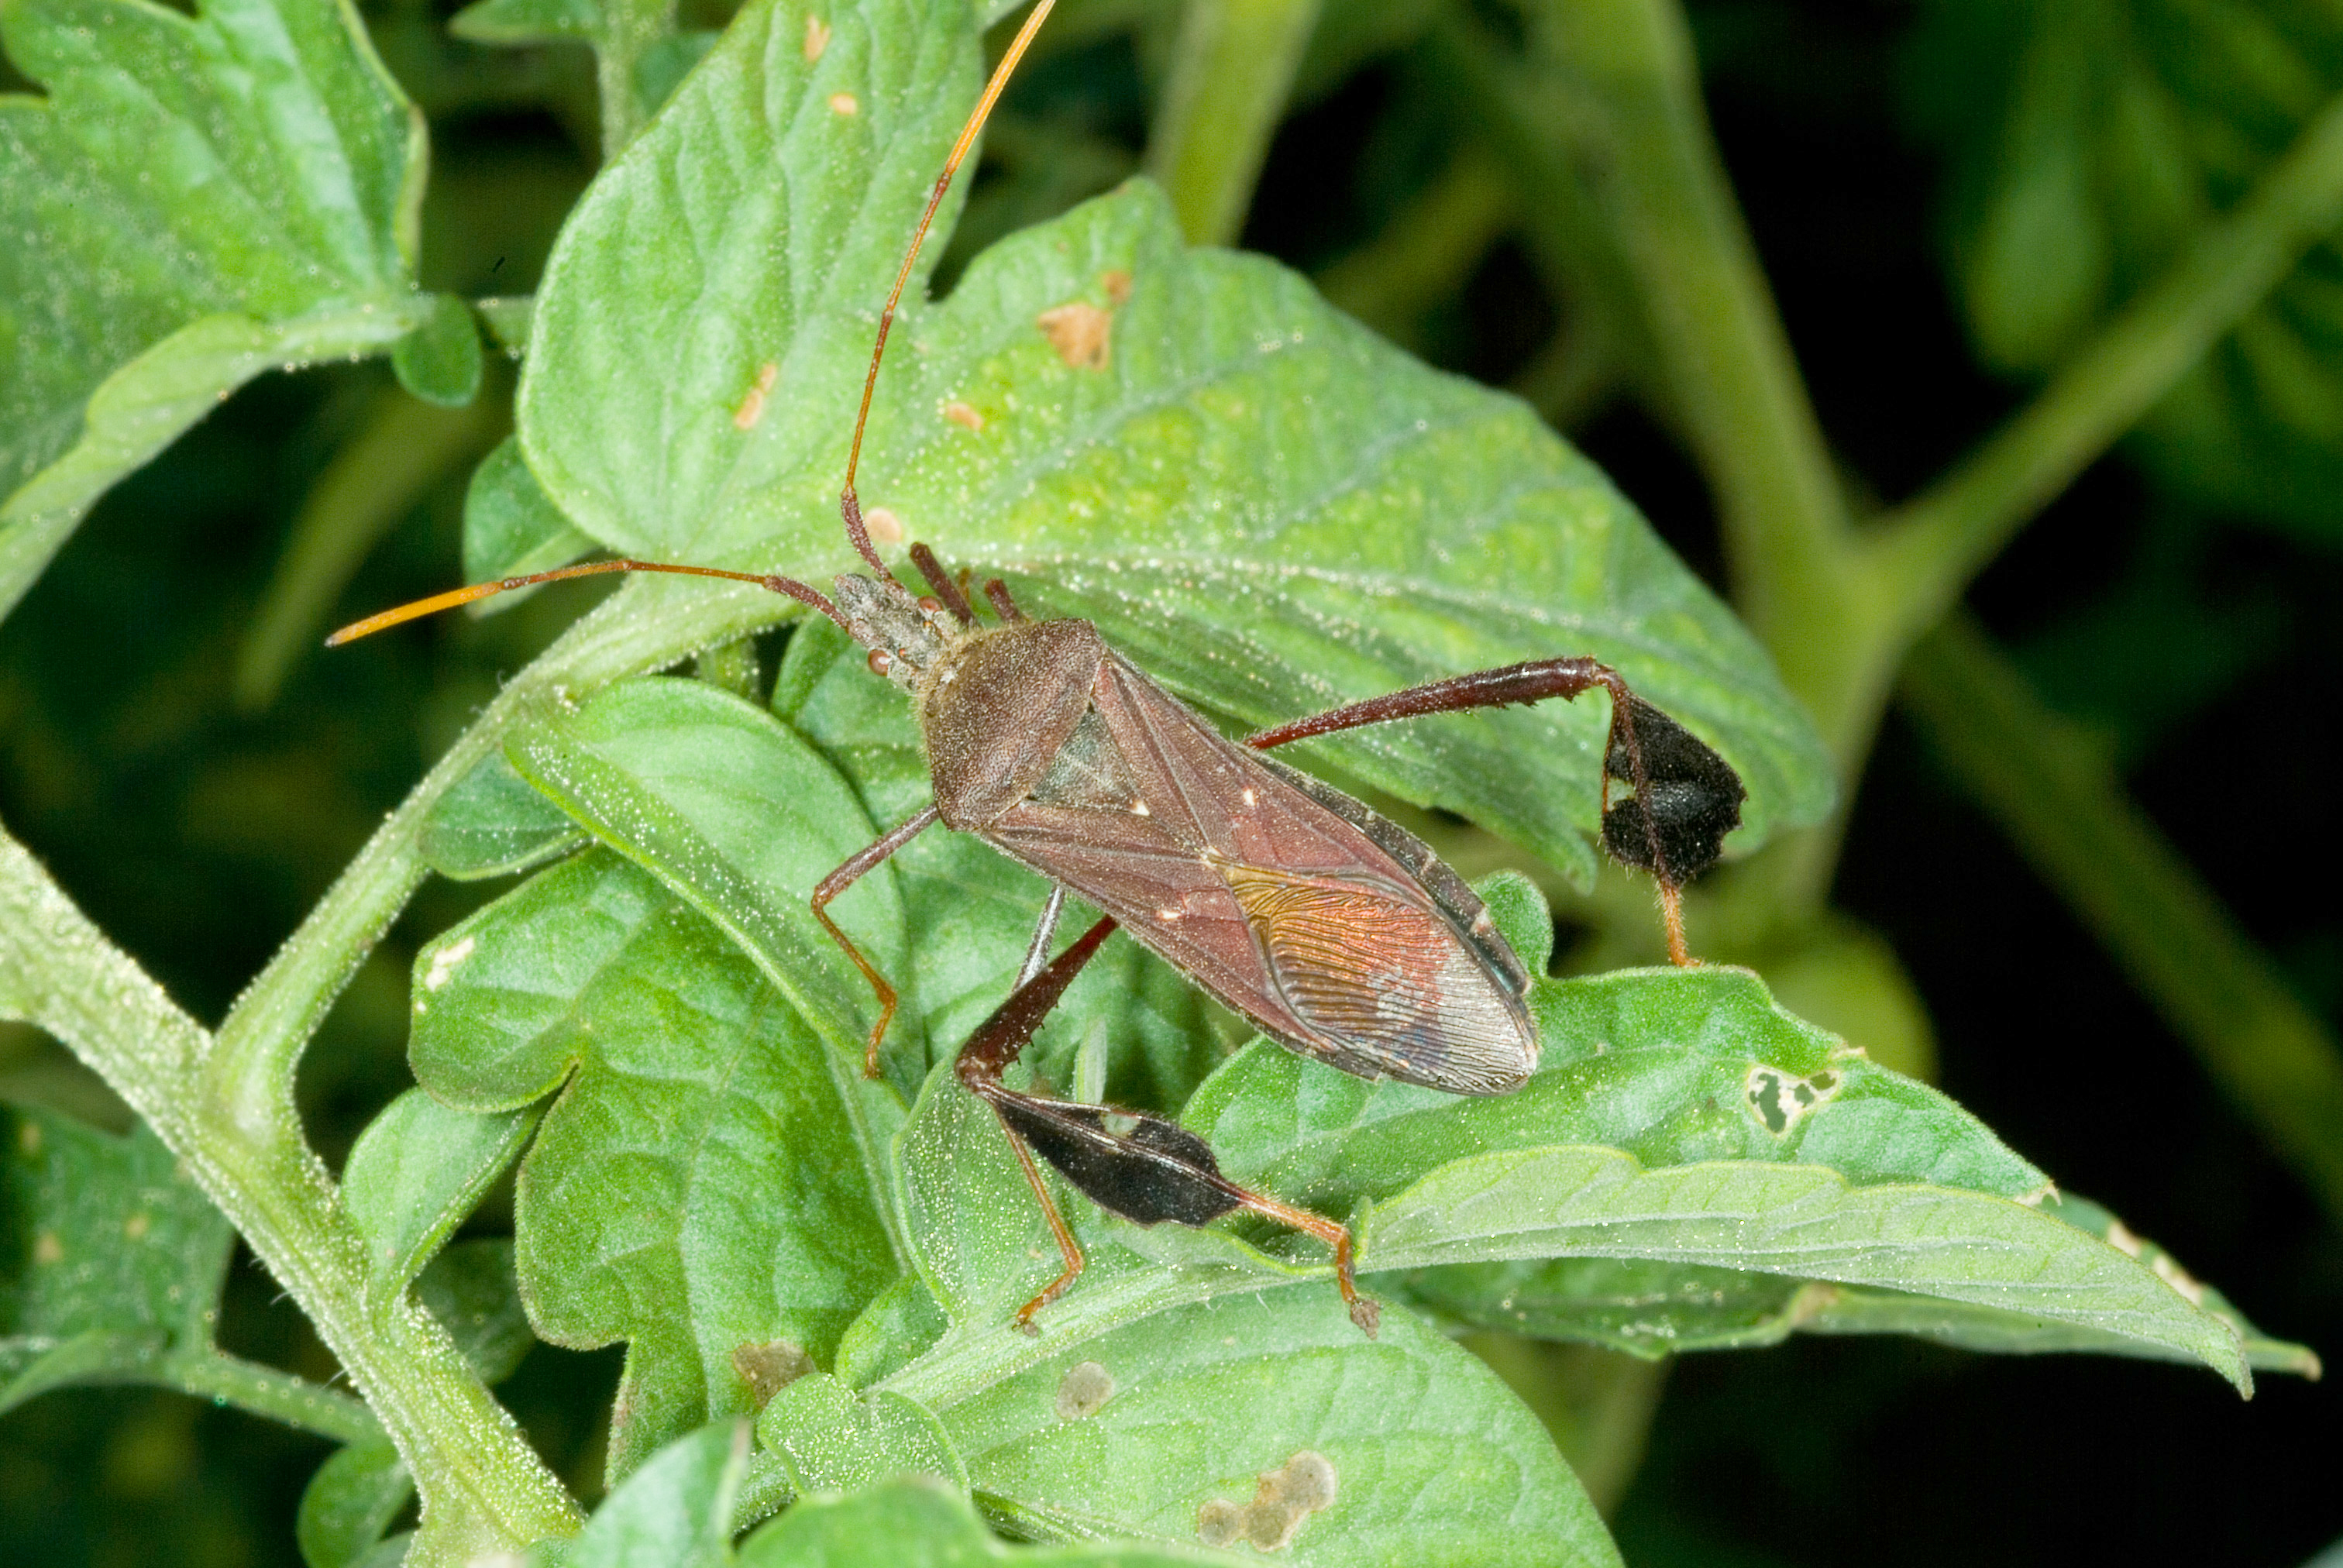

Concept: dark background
[[2, 0, 2337, 1563]]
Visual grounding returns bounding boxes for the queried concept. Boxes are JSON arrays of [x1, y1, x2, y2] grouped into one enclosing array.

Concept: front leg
[[811, 804, 941, 1076], [955, 915, 1379, 1336], [1245, 658, 1746, 965]]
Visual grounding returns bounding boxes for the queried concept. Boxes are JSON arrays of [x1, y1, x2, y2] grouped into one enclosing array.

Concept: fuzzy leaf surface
[[514, 0, 1830, 890], [0, 1104, 232, 1412], [0, 0, 427, 618], [408, 849, 903, 1478], [873, 1070, 1620, 1568]]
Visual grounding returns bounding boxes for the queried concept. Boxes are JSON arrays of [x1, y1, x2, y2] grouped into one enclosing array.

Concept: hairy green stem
[[1145, 0, 1324, 246], [1496, 0, 2343, 1220], [5, 569, 807, 1556], [0, 821, 576, 1558], [1869, 88, 2343, 641], [1899, 619, 2343, 1225], [162, 1350, 384, 1446]]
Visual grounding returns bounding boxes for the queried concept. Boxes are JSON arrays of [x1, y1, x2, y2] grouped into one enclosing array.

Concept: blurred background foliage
[[3, 0, 2340, 1562]]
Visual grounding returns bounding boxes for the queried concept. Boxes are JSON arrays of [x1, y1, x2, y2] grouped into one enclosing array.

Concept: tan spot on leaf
[[17, 1119, 40, 1155], [1102, 268, 1132, 304], [1054, 1360, 1114, 1420], [733, 361, 779, 430], [1196, 1449, 1339, 1553], [941, 399, 985, 431], [123, 1212, 151, 1242], [803, 12, 830, 60], [864, 507, 903, 545], [34, 1232, 62, 1265], [1037, 301, 1112, 370], [731, 1339, 814, 1407], [829, 91, 858, 115]]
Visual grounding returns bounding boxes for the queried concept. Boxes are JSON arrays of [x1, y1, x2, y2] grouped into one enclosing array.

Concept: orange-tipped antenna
[[838, 0, 1059, 579], [324, 559, 849, 646]]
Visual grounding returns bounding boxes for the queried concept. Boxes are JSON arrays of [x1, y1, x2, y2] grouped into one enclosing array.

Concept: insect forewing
[[982, 649, 1538, 1094]]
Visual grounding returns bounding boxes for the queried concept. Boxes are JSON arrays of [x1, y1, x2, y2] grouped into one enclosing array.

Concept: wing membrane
[[981, 650, 1536, 1092]]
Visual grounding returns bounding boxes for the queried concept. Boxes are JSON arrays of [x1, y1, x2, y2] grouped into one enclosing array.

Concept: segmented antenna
[[325, 560, 848, 645], [328, 4, 1058, 648], [838, 0, 1059, 579]]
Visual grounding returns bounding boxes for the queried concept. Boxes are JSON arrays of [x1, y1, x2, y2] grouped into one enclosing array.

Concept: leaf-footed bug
[[330, 0, 1747, 1337]]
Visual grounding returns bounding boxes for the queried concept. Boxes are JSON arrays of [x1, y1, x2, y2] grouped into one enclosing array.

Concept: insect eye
[[867, 649, 894, 677]]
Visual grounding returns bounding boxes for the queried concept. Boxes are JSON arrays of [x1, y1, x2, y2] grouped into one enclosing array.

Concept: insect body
[[332, 0, 1747, 1337]]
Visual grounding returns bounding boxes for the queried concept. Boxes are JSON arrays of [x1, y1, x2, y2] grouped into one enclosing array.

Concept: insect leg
[[1016, 884, 1069, 989], [956, 916, 1381, 1336], [1244, 659, 1746, 965], [811, 803, 942, 1076], [982, 579, 1026, 621]]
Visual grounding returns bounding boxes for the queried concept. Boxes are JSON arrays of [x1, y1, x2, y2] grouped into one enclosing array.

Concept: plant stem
[[7, 566, 804, 1557], [1870, 88, 2343, 645], [1898, 618, 2343, 1226], [1144, 0, 1324, 246], [1491, 0, 2343, 1218], [1312, 150, 1515, 344], [163, 1350, 384, 1446], [0, 821, 576, 1559]]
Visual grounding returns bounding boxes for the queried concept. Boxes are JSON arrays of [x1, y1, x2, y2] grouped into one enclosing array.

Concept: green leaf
[[1185, 962, 2049, 1226], [393, 292, 488, 407], [503, 675, 917, 1080], [408, 849, 903, 1480], [518, 0, 1829, 881], [1911, 0, 2343, 543], [867, 1069, 1621, 1566], [0, 0, 428, 620], [556, 1418, 749, 1568], [1384, 1195, 2320, 1376], [1358, 1147, 2251, 1392], [832, 1272, 947, 1388], [342, 1086, 539, 1302], [298, 1441, 413, 1568], [0, 1104, 232, 1414], [418, 1237, 538, 1386], [421, 751, 588, 882], [463, 434, 595, 591], [738, 1477, 1248, 1564], [755, 1370, 968, 1494], [518, 0, 982, 560]]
